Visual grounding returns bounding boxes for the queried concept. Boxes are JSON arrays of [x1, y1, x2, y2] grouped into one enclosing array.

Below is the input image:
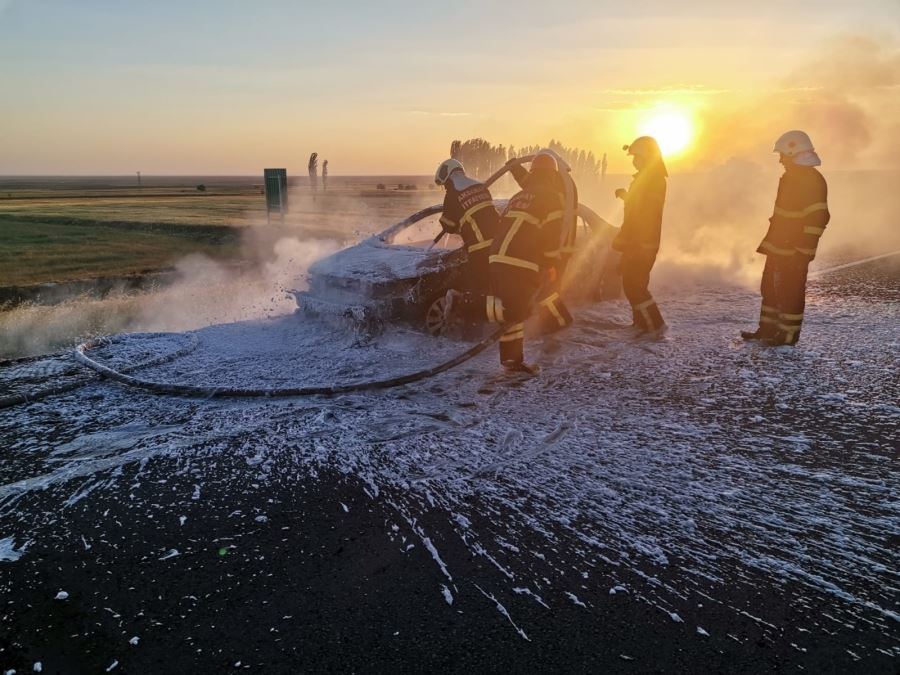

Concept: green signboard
[[264, 168, 288, 216]]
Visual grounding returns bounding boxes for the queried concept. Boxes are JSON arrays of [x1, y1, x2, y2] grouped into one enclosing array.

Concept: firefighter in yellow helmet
[[613, 136, 667, 335], [742, 130, 829, 346], [486, 152, 567, 372]]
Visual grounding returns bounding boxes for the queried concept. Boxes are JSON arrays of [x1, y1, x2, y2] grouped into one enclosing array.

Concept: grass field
[[0, 177, 442, 290], [0, 194, 265, 228], [0, 216, 242, 286]]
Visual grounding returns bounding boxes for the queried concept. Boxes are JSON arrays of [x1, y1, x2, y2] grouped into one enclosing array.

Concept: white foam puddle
[[0, 283, 898, 655]]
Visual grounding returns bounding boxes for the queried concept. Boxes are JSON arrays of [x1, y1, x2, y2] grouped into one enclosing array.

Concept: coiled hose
[[72, 326, 505, 399], [0, 333, 199, 410]]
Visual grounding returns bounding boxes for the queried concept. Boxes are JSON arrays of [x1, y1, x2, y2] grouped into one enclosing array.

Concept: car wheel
[[424, 294, 448, 335]]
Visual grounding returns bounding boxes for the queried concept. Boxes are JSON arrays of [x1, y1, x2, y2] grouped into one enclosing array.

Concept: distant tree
[[448, 138, 507, 179], [196, 184, 206, 192], [322, 160, 328, 191], [376, 183, 386, 190], [601, 152, 608, 181], [308, 153, 319, 192], [509, 139, 602, 188]]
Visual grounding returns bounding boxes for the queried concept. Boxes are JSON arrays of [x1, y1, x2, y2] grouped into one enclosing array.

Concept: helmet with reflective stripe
[[624, 136, 662, 159], [773, 130, 814, 157], [530, 152, 558, 173], [435, 158, 464, 186]]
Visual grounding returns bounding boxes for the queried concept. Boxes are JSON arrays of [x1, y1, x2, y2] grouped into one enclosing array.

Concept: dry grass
[[0, 182, 441, 289], [0, 216, 242, 286]]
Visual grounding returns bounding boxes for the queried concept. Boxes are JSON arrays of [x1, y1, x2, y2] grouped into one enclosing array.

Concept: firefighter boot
[[502, 360, 540, 375], [630, 306, 647, 332], [741, 305, 779, 341], [764, 312, 803, 346], [499, 322, 534, 372]]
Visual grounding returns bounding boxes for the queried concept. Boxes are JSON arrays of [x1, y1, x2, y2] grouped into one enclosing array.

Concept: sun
[[639, 108, 695, 157]]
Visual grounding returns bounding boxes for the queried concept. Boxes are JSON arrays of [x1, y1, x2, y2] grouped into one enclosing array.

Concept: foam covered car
[[294, 204, 619, 336]]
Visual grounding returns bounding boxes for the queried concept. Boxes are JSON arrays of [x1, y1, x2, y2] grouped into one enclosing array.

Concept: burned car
[[294, 199, 621, 335]]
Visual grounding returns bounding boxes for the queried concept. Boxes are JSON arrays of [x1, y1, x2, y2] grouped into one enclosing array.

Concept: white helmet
[[773, 130, 814, 157], [434, 158, 464, 186]]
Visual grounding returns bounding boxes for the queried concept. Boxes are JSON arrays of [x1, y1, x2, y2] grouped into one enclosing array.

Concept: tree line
[[449, 138, 608, 186]]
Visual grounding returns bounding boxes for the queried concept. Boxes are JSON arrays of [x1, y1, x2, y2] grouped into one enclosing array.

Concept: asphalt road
[[1, 256, 898, 674]]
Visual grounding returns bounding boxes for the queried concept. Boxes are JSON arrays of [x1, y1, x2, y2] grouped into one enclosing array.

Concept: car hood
[[309, 237, 458, 284]]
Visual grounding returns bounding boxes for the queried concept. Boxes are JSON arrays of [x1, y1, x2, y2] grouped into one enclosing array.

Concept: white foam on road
[[1, 274, 898, 656]]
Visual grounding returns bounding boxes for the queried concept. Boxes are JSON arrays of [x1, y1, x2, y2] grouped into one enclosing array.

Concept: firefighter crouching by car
[[614, 136, 667, 335], [742, 130, 829, 346], [486, 152, 567, 372], [433, 159, 501, 322], [507, 151, 576, 333]]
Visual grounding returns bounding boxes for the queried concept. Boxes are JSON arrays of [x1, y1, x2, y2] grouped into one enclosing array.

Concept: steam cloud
[[595, 34, 900, 290]]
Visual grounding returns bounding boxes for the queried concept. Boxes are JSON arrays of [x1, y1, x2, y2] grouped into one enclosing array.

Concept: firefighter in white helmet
[[433, 158, 500, 328], [742, 130, 829, 346]]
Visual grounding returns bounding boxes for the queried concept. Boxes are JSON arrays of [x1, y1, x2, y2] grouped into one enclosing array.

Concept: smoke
[[588, 34, 900, 293], [126, 236, 340, 333], [0, 183, 440, 359], [694, 35, 900, 171], [0, 236, 340, 359]]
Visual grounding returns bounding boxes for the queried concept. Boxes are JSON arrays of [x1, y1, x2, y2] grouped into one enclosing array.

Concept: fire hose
[[0, 333, 200, 410], [72, 326, 506, 399], [54, 248, 900, 402]]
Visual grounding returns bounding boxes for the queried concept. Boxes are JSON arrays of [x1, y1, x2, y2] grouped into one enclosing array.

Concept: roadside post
[[263, 168, 288, 224]]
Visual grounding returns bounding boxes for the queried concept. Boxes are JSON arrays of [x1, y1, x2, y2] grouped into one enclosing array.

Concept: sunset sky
[[1, 0, 898, 175]]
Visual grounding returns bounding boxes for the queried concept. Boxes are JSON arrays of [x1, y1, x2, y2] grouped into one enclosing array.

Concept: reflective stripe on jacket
[[758, 167, 829, 260], [489, 184, 565, 275], [441, 181, 500, 254]]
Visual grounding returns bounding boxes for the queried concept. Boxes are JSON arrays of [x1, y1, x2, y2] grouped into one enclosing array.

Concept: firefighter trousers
[[534, 258, 572, 333], [446, 252, 493, 323], [757, 254, 809, 344], [487, 265, 539, 365], [621, 251, 664, 331]]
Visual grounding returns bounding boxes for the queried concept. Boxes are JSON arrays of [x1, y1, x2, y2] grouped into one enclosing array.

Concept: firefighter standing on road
[[614, 136, 668, 335], [434, 159, 500, 324], [507, 150, 576, 333], [742, 130, 829, 346], [486, 152, 567, 372]]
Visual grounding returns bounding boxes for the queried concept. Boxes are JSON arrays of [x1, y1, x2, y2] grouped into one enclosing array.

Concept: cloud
[[598, 86, 732, 96], [408, 110, 472, 117]]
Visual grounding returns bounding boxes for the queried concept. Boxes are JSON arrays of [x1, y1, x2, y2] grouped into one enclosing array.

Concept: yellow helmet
[[623, 136, 662, 158]]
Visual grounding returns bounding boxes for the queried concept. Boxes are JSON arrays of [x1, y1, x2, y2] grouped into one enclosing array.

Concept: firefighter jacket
[[490, 180, 566, 278], [757, 167, 829, 261], [509, 163, 578, 268], [613, 167, 667, 256], [440, 173, 500, 257]]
